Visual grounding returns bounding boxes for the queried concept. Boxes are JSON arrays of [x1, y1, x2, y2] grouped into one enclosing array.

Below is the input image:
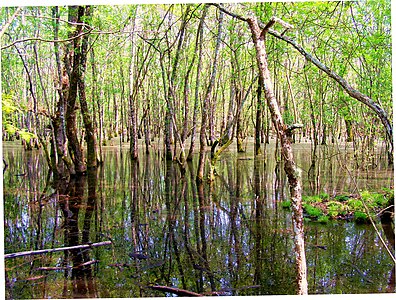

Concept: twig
[[5, 241, 112, 259]]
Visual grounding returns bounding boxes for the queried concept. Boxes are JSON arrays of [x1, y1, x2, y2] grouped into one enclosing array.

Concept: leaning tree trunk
[[247, 16, 308, 295]]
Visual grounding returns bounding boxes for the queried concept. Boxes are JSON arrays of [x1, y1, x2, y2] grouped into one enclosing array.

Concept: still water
[[3, 142, 395, 298]]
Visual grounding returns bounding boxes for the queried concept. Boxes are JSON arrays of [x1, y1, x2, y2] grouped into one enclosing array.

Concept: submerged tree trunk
[[247, 16, 308, 295]]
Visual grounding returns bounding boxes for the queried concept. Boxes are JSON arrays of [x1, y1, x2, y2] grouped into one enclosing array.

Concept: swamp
[[1, 1, 395, 298]]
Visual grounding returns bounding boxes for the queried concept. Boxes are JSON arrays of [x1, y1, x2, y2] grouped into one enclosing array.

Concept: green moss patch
[[299, 189, 393, 224]]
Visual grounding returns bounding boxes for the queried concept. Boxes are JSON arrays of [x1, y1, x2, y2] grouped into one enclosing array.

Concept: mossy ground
[[281, 188, 394, 224]]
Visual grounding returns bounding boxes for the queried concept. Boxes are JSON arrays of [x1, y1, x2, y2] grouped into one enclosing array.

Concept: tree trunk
[[247, 16, 308, 295], [197, 6, 223, 182], [52, 6, 74, 177], [129, 6, 139, 160], [65, 6, 87, 175], [268, 27, 393, 161], [187, 5, 207, 161], [255, 77, 263, 155], [212, 3, 393, 163], [78, 6, 98, 169]]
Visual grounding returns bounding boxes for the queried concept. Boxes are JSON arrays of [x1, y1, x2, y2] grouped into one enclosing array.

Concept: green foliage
[[347, 198, 363, 211], [302, 195, 322, 204], [281, 200, 291, 209], [334, 195, 350, 202], [361, 190, 388, 208], [18, 130, 36, 144], [318, 215, 330, 224], [319, 192, 330, 201], [303, 204, 323, 218], [354, 211, 369, 224], [2, 93, 37, 143], [327, 201, 347, 218]]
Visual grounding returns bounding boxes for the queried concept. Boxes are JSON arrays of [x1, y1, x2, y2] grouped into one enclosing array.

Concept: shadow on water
[[3, 143, 395, 298]]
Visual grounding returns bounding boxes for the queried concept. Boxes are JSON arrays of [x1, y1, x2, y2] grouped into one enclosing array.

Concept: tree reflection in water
[[3, 145, 395, 298]]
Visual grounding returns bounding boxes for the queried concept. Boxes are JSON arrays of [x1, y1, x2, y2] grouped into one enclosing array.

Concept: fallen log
[[4, 241, 112, 259], [147, 285, 203, 297]]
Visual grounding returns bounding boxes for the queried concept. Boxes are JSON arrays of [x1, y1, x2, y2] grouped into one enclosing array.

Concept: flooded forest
[[1, 1, 395, 298]]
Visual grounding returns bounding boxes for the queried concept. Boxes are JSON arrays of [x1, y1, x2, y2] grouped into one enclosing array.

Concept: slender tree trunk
[[187, 6, 207, 161], [255, 77, 263, 155], [247, 16, 308, 295], [236, 90, 244, 153], [197, 6, 223, 182], [65, 5, 87, 175], [213, 3, 393, 163], [78, 6, 98, 169], [165, 5, 191, 162], [52, 6, 74, 177], [129, 6, 139, 160]]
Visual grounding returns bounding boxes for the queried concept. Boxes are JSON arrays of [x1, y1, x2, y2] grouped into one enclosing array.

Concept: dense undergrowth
[[282, 188, 394, 224]]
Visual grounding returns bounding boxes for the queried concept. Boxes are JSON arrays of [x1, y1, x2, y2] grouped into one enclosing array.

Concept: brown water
[[3, 141, 395, 298]]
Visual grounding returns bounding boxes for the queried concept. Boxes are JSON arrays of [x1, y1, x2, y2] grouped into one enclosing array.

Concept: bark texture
[[197, 5, 223, 182], [247, 17, 308, 295]]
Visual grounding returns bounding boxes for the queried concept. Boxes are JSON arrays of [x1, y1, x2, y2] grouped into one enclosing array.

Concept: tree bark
[[247, 16, 308, 295], [65, 6, 87, 175], [78, 6, 98, 169], [255, 77, 263, 155], [187, 5, 207, 162], [129, 6, 139, 160], [197, 5, 223, 182]]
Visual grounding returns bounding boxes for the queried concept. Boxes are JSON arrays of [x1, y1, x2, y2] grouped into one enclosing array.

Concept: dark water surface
[[3, 142, 395, 298]]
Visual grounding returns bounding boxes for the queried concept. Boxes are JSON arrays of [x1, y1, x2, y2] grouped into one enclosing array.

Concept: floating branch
[[4, 241, 112, 259]]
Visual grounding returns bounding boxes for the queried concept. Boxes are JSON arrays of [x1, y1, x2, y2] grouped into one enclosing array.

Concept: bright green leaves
[[2, 93, 19, 115], [2, 93, 37, 143]]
